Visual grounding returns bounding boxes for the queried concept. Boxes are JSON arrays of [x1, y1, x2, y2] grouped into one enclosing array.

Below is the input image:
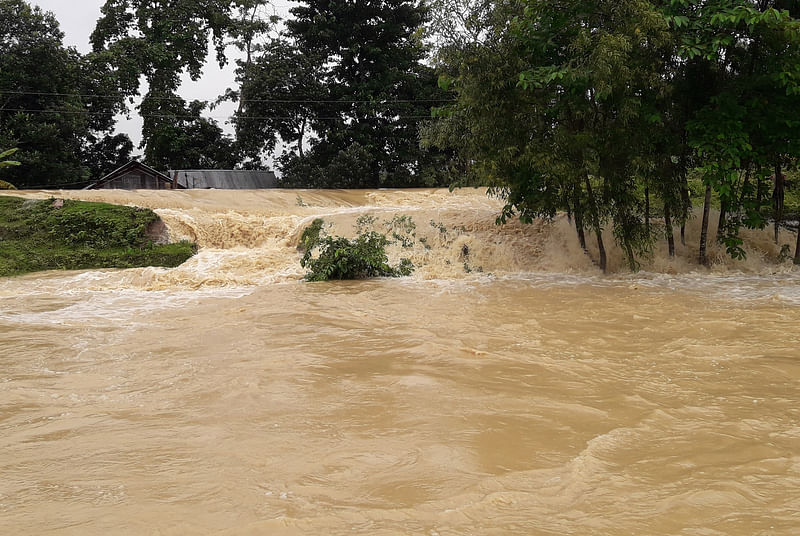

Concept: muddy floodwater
[[1, 189, 799, 535]]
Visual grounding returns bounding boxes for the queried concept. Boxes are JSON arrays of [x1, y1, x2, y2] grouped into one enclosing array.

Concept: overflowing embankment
[[0, 195, 195, 277], [10, 188, 799, 287]]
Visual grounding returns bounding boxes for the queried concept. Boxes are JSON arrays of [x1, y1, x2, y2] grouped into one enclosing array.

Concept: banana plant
[[0, 148, 21, 168]]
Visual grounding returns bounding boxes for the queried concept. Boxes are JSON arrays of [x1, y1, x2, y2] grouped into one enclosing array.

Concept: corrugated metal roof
[[171, 170, 277, 189]]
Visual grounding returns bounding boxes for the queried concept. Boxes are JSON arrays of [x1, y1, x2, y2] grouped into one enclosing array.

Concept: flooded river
[[1, 189, 799, 535]]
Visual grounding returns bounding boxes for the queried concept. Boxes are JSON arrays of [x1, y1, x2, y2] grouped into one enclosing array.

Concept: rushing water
[[1, 189, 799, 535]]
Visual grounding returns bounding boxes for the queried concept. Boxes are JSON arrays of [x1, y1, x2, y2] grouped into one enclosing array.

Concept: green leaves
[[0, 196, 195, 276], [301, 231, 414, 281], [0, 149, 21, 168], [430, 0, 800, 269]]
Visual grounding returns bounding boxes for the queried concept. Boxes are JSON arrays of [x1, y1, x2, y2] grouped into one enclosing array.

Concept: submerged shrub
[[301, 231, 413, 281]]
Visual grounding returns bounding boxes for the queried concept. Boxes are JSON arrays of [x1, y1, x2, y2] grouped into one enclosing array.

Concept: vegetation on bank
[[0, 196, 196, 277], [425, 0, 800, 271]]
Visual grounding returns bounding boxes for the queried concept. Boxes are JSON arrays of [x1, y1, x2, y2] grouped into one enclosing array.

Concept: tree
[[145, 99, 236, 170], [668, 0, 800, 263], [92, 0, 239, 169], [274, 0, 445, 188], [0, 0, 129, 188], [428, 0, 675, 271], [428, 0, 800, 271], [226, 37, 325, 165]]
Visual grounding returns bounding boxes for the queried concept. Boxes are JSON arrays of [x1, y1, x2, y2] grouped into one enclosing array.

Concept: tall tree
[[145, 99, 236, 170], [91, 0, 238, 169], [670, 0, 800, 262], [226, 37, 325, 166], [275, 0, 444, 188], [0, 0, 131, 188]]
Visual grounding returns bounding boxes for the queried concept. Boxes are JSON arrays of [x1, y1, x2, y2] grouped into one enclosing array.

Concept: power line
[[4, 108, 439, 121], [0, 90, 455, 105]]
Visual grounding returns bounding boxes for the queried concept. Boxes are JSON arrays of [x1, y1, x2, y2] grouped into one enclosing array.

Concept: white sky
[[31, 0, 294, 153]]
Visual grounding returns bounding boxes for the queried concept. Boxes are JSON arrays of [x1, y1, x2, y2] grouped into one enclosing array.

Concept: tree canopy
[[425, 0, 800, 269], [0, 0, 131, 188]]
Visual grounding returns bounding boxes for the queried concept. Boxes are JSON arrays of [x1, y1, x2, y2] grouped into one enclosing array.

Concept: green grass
[[0, 195, 196, 277]]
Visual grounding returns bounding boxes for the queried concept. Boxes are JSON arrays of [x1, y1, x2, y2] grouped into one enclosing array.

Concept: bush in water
[[300, 229, 413, 281]]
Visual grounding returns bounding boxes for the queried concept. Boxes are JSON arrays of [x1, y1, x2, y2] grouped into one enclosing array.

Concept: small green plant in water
[[355, 214, 377, 234], [385, 214, 416, 234], [430, 220, 448, 235]]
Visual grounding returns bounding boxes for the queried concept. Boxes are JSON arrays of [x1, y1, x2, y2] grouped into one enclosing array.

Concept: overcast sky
[[30, 0, 293, 153]]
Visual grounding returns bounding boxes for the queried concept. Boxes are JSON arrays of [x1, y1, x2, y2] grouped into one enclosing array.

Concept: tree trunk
[[624, 242, 637, 272], [572, 188, 587, 251], [297, 117, 307, 157], [584, 173, 606, 273], [574, 209, 587, 251], [794, 221, 800, 265], [645, 186, 651, 239], [740, 168, 751, 207], [664, 203, 675, 257], [594, 226, 607, 273], [716, 201, 727, 243], [699, 184, 712, 266], [680, 183, 690, 246], [773, 163, 784, 244]]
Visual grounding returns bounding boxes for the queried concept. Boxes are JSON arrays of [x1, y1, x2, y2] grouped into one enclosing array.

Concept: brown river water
[[1, 189, 799, 535]]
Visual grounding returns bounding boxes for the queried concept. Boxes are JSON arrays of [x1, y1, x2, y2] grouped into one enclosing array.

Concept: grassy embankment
[[0, 195, 195, 277]]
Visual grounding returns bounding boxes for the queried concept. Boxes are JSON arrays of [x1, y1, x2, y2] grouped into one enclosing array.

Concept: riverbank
[[0, 195, 195, 277]]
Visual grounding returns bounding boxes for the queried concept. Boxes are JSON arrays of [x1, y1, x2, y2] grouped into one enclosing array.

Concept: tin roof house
[[86, 161, 277, 190]]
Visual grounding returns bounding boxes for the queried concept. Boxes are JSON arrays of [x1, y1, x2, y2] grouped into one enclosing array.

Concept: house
[[85, 161, 181, 190], [86, 161, 278, 190], [170, 169, 277, 189]]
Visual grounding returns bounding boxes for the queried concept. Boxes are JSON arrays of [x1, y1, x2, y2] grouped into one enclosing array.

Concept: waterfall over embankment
[[14, 188, 797, 290]]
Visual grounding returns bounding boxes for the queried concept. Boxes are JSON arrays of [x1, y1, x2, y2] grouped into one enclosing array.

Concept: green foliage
[[92, 0, 239, 169], [0, 196, 196, 276], [142, 98, 235, 170], [427, 0, 800, 270], [0, 149, 21, 169], [0, 1, 131, 188], [269, 0, 450, 188], [298, 218, 325, 252], [226, 37, 324, 165], [355, 214, 378, 234], [300, 231, 414, 281]]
